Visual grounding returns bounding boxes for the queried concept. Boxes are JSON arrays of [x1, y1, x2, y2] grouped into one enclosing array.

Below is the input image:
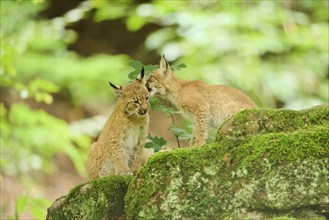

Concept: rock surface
[[47, 176, 132, 219], [125, 105, 329, 219], [47, 105, 329, 219]]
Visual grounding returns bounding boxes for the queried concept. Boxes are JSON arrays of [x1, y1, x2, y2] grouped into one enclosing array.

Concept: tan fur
[[87, 71, 150, 179], [146, 56, 257, 147]]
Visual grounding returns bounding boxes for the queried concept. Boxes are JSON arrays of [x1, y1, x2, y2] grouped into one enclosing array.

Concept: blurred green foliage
[[1, 103, 89, 175], [138, 0, 328, 108], [15, 195, 51, 220], [0, 0, 328, 219]]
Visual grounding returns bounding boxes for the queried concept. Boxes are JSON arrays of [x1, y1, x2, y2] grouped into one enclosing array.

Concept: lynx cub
[[146, 56, 257, 147], [87, 68, 150, 179]]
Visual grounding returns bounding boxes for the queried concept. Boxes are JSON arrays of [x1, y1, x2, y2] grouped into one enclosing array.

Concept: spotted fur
[[87, 69, 150, 179], [146, 56, 257, 147]]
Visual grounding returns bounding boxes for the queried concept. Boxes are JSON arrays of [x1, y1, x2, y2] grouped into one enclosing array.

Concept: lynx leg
[[110, 140, 133, 175], [190, 107, 210, 147], [130, 126, 147, 173], [86, 143, 100, 179]]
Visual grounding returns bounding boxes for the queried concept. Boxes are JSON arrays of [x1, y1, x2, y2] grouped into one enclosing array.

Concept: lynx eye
[[150, 75, 159, 82], [132, 99, 140, 104]]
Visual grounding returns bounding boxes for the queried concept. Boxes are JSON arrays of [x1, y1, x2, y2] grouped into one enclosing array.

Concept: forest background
[[1, 0, 328, 219]]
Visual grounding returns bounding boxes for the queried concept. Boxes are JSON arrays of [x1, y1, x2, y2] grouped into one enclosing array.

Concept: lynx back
[[147, 56, 256, 147]]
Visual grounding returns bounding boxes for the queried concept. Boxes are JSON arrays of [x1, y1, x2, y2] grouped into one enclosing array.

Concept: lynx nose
[[138, 108, 148, 115], [142, 108, 148, 114]]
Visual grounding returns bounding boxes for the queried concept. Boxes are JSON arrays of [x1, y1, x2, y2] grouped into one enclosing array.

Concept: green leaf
[[15, 195, 29, 219], [144, 142, 161, 152], [128, 70, 140, 80], [145, 134, 167, 152], [150, 97, 160, 110], [169, 126, 192, 141], [144, 64, 158, 76], [171, 63, 187, 71], [30, 198, 51, 220], [148, 134, 167, 146], [128, 60, 143, 80], [128, 60, 142, 71], [154, 105, 176, 115], [127, 60, 158, 79], [15, 195, 51, 220]]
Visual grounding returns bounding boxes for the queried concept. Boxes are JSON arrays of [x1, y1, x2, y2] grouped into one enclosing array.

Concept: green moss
[[232, 209, 326, 220], [125, 106, 329, 219], [47, 106, 329, 219], [125, 144, 226, 219], [216, 104, 329, 142], [230, 124, 329, 170], [47, 175, 133, 220]]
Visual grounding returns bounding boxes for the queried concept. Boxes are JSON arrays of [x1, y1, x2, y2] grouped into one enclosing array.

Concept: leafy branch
[[127, 60, 158, 80], [167, 99, 181, 148], [127, 59, 189, 151]]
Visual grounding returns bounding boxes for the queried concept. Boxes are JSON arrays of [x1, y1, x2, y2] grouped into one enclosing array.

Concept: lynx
[[146, 56, 257, 147], [87, 68, 150, 179]]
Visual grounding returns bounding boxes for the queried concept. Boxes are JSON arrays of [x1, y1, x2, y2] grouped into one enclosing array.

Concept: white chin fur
[[149, 87, 165, 96], [149, 90, 157, 97]]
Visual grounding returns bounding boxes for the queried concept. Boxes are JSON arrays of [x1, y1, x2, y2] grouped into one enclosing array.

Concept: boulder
[[47, 105, 329, 219], [125, 105, 329, 219], [47, 176, 132, 220]]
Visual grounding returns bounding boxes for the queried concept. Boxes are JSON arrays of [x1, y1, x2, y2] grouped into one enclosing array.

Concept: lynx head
[[146, 55, 173, 96], [109, 67, 150, 117]]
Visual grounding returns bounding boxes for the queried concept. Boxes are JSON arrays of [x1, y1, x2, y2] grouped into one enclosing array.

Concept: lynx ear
[[109, 82, 123, 97], [136, 67, 145, 82], [159, 55, 170, 74]]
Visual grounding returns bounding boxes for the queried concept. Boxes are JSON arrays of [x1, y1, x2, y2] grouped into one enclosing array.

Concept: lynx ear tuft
[[136, 67, 145, 82], [109, 82, 123, 97], [159, 55, 169, 73]]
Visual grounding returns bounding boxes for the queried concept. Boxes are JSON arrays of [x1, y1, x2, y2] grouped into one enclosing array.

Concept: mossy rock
[[216, 104, 329, 142], [47, 175, 133, 220], [125, 105, 329, 219], [46, 106, 329, 219]]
